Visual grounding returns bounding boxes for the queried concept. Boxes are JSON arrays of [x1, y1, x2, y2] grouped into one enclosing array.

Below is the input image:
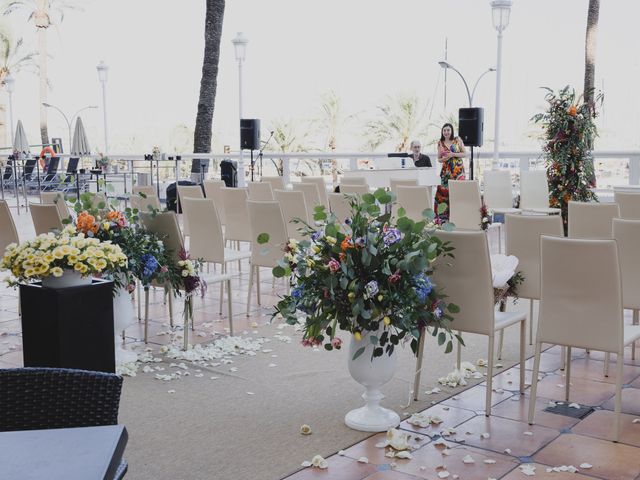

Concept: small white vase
[[41, 270, 92, 289], [345, 326, 400, 432], [112, 275, 138, 365]]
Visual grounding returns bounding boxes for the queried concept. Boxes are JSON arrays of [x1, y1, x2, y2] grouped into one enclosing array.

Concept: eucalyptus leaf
[[352, 346, 366, 361]]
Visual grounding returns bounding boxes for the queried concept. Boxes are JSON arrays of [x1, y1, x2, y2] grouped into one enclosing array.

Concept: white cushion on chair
[[624, 325, 640, 346], [494, 311, 526, 331]]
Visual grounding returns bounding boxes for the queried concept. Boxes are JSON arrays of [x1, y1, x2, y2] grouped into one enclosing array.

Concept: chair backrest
[[23, 159, 36, 177], [141, 211, 184, 264], [396, 186, 432, 222], [483, 170, 513, 209], [40, 192, 71, 221], [91, 192, 108, 209], [0, 199, 19, 253], [182, 198, 225, 263], [301, 177, 329, 209], [132, 185, 156, 197], [505, 213, 563, 300], [44, 157, 60, 178], [328, 193, 352, 224], [2, 161, 13, 180], [340, 184, 369, 196], [247, 200, 288, 268], [613, 218, 640, 310], [538, 236, 623, 352], [177, 185, 204, 235], [29, 203, 63, 235], [274, 189, 309, 240], [568, 201, 620, 239], [0, 367, 122, 432], [340, 176, 367, 185], [292, 182, 322, 212], [66, 157, 79, 174], [130, 193, 161, 215], [203, 180, 226, 224], [248, 181, 274, 201], [432, 230, 495, 335], [449, 180, 482, 230], [613, 191, 640, 220], [520, 170, 551, 209], [389, 178, 418, 195], [261, 176, 285, 191], [221, 187, 252, 242]]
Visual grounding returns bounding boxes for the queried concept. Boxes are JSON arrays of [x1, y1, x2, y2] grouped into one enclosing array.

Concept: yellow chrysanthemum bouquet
[[1, 225, 128, 287]]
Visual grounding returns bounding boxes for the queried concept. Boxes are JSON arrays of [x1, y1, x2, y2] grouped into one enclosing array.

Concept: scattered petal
[[357, 456, 369, 464], [480, 432, 491, 439], [580, 463, 592, 469], [337, 450, 345, 456], [395, 451, 412, 459], [167, 389, 175, 394], [569, 403, 581, 409], [301, 461, 312, 468], [300, 424, 312, 435], [462, 454, 475, 464], [519, 464, 536, 476], [484, 459, 497, 464], [523, 431, 533, 436], [504, 448, 512, 454], [438, 471, 450, 479]]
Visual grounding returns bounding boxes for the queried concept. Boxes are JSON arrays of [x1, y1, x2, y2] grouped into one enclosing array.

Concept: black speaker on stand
[[458, 107, 484, 180], [240, 119, 260, 181]]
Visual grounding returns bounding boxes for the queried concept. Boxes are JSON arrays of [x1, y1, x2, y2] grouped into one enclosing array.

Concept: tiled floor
[[284, 346, 640, 480], [2, 204, 640, 479]]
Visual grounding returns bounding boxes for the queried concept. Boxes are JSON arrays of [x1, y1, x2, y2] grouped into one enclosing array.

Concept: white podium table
[[343, 167, 439, 189]]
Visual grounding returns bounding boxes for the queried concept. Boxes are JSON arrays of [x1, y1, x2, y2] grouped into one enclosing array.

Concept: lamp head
[[42, 102, 52, 107], [491, 0, 513, 32], [96, 61, 109, 83], [438, 61, 451, 69], [4, 72, 14, 93], [231, 32, 249, 62]]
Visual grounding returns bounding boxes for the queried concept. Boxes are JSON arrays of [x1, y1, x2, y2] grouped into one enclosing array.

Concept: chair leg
[[413, 328, 426, 401], [497, 300, 506, 360], [246, 265, 254, 317], [565, 346, 572, 402], [633, 310, 639, 361], [256, 267, 262, 306], [167, 288, 174, 328], [237, 241, 242, 271], [219, 263, 225, 315], [136, 282, 142, 322], [528, 342, 543, 425], [227, 280, 234, 336], [485, 335, 495, 416], [456, 330, 462, 371], [560, 346, 566, 371], [604, 352, 610, 377], [613, 348, 624, 442], [144, 287, 150, 344], [529, 299, 534, 346], [519, 320, 526, 394]]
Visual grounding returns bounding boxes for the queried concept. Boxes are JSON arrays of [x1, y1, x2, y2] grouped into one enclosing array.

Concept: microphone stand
[[259, 131, 275, 178]]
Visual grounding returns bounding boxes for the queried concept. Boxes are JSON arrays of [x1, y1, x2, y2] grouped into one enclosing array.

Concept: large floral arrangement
[[1, 226, 128, 286], [531, 86, 603, 234], [270, 189, 461, 360]]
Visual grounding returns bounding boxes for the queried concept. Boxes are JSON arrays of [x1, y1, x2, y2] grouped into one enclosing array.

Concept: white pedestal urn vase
[[112, 275, 137, 365], [41, 270, 92, 288], [345, 327, 400, 432]]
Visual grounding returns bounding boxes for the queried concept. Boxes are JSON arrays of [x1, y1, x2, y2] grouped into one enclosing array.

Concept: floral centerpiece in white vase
[[270, 188, 461, 432]]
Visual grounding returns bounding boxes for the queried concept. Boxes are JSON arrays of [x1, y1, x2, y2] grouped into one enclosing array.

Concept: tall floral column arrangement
[[531, 86, 602, 234]]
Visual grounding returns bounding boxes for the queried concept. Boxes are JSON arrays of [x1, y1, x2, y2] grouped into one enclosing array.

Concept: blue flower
[[433, 307, 443, 318], [364, 280, 379, 298], [412, 273, 433, 303], [311, 231, 321, 242], [140, 253, 159, 279], [292, 286, 304, 300], [383, 228, 402, 246], [344, 218, 352, 225], [355, 237, 366, 248]]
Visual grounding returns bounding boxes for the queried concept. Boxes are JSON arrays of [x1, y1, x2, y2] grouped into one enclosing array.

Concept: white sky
[[5, 0, 640, 153]]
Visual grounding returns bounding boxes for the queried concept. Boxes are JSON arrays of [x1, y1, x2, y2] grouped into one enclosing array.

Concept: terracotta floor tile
[[532, 374, 616, 407], [342, 431, 429, 466], [399, 404, 476, 436], [631, 377, 640, 388], [492, 393, 580, 430], [552, 357, 640, 385], [394, 441, 518, 480], [285, 454, 377, 480], [524, 352, 565, 373], [586, 350, 640, 367], [534, 434, 640, 480], [442, 385, 513, 412], [454, 414, 560, 457], [601, 388, 640, 416], [482, 367, 534, 392], [362, 471, 422, 480], [571, 410, 640, 446], [500, 463, 595, 480]]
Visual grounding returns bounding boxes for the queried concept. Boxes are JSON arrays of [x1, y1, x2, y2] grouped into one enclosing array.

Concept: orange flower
[[340, 236, 353, 252], [77, 211, 98, 234], [568, 105, 577, 116], [106, 210, 125, 226], [563, 193, 572, 203]]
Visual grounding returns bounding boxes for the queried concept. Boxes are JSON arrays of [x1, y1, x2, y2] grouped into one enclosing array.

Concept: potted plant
[[269, 189, 461, 431]]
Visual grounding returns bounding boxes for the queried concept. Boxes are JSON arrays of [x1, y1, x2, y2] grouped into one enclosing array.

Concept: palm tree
[[193, 0, 225, 174], [3, 0, 80, 145], [266, 118, 312, 176], [0, 26, 37, 145], [364, 93, 430, 152], [583, 0, 600, 111]]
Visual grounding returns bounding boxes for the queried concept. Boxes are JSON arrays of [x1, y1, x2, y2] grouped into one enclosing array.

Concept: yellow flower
[[52, 247, 64, 259], [383, 316, 391, 326], [74, 263, 84, 273], [377, 295, 383, 301], [50, 267, 63, 278], [102, 222, 110, 231], [312, 245, 321, 254], [354, 331, 362, 342], [348, 292, 355, 301], [96, 259, 107, 270], [306, 259, 315, 268], [43, 253, 55, 264], [325, 236, 336, 246], [67, 255, 78, 265]]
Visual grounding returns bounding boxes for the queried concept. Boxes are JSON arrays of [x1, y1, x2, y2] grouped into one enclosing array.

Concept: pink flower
[[160, 266, 168, 273], [327, 258, 340, 273], [331, 337, 343, 349], [389, 270, 401, 284]]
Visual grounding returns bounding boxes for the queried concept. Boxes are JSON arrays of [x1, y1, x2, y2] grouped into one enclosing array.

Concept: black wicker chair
[[0, 367, 128, 479]]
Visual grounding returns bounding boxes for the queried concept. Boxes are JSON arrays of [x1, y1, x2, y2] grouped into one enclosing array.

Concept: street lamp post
[[490, 0, 513, 169], [438, 61, 495, 180], [42, 103, 98, 153], [4, 72, 15, 147], [96, 61, 109, 155], [232, 32, 248, 187]]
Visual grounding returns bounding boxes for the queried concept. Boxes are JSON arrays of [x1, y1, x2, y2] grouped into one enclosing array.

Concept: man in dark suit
[[409, 140, 432, 167]]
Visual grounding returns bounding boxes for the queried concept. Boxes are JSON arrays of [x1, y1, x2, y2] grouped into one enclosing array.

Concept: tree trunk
[[0, 96, 7, 147], [193, 0, 225, 174], [38, 26, 49, 145], [583, 0, 599, 108]]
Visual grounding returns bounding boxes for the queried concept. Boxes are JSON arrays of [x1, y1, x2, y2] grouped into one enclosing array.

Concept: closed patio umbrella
[[12, 120, 31, 214], [71, 116, 91, 155]]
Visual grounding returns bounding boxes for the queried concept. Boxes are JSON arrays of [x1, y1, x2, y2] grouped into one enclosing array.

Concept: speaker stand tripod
[[470, 146, 474, 180], [250, 149, 255, 182]]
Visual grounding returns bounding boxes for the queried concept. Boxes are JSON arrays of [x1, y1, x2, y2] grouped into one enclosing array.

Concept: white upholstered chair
[[483, 170, 520, 215], [519, 170, 560, 214], [274, 189, 310, 240], [248, 181, 274, 201], [395, 186, 432, 222], [613, 191, 640, 220], [29, 203, 63, 235], [568, 201, 619, 239]]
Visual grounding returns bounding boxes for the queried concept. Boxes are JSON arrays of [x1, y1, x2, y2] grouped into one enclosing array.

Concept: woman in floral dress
[[434, 123, 466, 222]]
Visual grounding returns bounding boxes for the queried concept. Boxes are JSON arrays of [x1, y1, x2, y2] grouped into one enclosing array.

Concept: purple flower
[[344, 218, 352, 225], [383, 227, 402, 245], [311, 231, 321, 242], [364, 280, 379, 298], [327, 258, 340, 273], [433, 307, 443, 319], [355, 237, 366, 248]]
